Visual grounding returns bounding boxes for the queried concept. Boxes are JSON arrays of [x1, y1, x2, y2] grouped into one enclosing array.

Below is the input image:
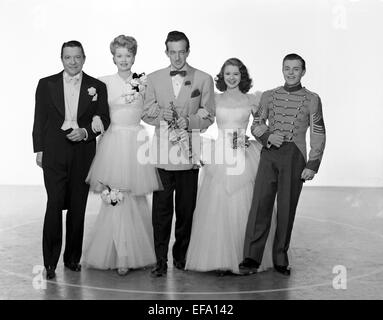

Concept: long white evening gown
[[185, 94, 277, 274], [82, 73, 160, 270]]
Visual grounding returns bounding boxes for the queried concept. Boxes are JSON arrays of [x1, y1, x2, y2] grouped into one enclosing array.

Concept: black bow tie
[[170, 70, 187, 77]]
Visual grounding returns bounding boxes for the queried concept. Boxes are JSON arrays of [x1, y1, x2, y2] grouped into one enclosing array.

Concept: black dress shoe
[[274, 265, 291, 276], [45, 266, 56, 280], [173, 260, 186, 270], [151, 261, 167, 277], [64, 262, 81, 272], [238, 258, 260, 275]]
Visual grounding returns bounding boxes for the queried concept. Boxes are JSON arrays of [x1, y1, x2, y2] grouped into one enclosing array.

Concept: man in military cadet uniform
[[239, 53, 326, 276]]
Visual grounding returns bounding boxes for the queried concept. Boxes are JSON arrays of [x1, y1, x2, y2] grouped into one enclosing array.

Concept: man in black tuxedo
[[32, 40, 110, 279]]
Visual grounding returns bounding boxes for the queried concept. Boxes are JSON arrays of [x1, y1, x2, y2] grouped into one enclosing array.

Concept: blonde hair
[[110, 35, 137, 56]]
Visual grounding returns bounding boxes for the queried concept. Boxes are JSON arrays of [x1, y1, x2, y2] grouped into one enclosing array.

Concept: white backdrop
[[1, 0, 382, 187]]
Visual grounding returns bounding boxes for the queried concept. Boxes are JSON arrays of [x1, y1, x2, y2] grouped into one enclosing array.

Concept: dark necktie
[[170, 70, 187, 77]]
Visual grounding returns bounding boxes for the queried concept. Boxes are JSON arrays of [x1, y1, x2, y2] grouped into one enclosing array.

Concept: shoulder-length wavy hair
[[215, 58, 252, 93]]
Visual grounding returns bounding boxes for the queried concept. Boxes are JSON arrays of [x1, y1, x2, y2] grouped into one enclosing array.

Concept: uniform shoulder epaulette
[[273, 86, 284, 93], [303, 87, 320, 99]]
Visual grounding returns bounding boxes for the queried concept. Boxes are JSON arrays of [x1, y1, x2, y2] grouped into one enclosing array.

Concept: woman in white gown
[[82, 35, 161, 275], [185, 58, 277, 275]]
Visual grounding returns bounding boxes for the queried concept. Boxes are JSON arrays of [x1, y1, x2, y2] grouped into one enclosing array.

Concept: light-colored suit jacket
[[142, 64, 215, 170]]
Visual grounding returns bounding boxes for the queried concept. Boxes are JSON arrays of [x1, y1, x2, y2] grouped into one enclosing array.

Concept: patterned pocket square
[[191, 89, 201, 98]]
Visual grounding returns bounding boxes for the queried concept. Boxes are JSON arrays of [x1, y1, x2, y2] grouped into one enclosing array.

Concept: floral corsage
[[231, 131, 250, 149], [123, 72, 147, 103], [99, 182, 124, 206]]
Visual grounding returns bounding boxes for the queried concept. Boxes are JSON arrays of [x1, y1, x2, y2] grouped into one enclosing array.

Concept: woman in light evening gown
[[82, 35, 161, 275], [185, 58, 277, 275]]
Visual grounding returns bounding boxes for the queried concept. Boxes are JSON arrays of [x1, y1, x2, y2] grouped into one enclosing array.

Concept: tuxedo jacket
[[32, 71, 110, 167], [142, 64, 215, 171]]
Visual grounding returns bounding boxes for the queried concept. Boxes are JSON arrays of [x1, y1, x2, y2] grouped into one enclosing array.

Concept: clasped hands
[[267, 132, 284, 147], [66, 128, 86, 141], [163, 106, 188, 130]]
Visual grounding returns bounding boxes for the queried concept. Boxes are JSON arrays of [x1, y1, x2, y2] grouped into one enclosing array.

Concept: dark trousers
[[42, 132, 93, 268], [243, 142, 306, 267], [152, 168, 199, 263]]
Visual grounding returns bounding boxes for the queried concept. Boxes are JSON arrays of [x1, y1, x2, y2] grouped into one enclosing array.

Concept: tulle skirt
[[83, 124, 158, 270], [86, 124, 161, 195], [185, 138, 276, 274], [82, 193, 156, 270]]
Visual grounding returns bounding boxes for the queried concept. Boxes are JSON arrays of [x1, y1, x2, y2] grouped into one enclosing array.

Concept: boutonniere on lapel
[[88, 87, 98, 101], [184, 80, 192, 86], [191, 88, 201, 98]]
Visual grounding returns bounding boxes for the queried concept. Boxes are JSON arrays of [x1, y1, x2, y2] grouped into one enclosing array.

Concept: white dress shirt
[[170, 70, 185, 99], [61, 71, 82, 130]]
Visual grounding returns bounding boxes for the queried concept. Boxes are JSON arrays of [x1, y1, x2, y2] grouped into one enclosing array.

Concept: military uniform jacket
[[252, 84, 326, 172]]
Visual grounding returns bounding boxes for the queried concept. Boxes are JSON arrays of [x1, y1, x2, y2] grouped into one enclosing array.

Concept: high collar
[[283, 82, 302, 92]]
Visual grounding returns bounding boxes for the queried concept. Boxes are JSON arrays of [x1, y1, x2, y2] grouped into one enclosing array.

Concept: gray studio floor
[[1, 185, 383, 300]]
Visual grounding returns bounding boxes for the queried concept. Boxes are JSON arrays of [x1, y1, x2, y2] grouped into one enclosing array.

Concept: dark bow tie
[[170, 70, 187, 77]]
